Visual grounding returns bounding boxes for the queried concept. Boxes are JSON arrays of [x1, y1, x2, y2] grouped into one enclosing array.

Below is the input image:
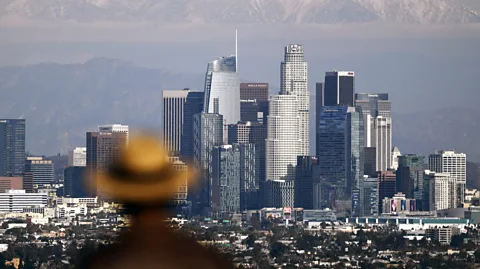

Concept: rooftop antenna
[[235, 29, 238, 73]]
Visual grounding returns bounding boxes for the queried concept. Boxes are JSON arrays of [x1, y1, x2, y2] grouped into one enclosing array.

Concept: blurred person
[[80, 133, 235, 269]]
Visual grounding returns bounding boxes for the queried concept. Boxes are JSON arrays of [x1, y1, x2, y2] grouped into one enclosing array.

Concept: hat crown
[[121, 135, 169, 172]]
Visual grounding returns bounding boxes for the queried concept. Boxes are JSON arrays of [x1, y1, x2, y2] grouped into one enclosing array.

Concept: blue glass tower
[[0, 119, 26, 176]]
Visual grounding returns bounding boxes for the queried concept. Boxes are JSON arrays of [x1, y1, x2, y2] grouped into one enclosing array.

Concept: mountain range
[[0, 58, 478, 163], [1, 0, 479, 25]]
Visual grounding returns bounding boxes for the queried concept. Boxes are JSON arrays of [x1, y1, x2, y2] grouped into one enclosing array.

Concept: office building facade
[[0, 190, 48, 213], [373, 117, 392, 171], [359, 176, 379, 217], [280, 44, 309, 156], [295, 156, 316, 209], [428, 150, 467, 206], [25, 157, 54, 187], [240, 83, 268, 101], [378, 171, 396, 213], [396, 154, 425, 202], [266, 95, 300, 182], [162, 89, 190, 155], [239, 144, 257, 210], [64, 166, 87, 198], [265, 180, 295, 208], [211, 145, 241, 215], [167, 157, 189, 206], [180, 91, 204, 162], [193, 113, 224, 214], [0, 177, 23, 193], [68, 147, 87, 167], [323, 71, 355, 107], [0, 119, 26, 176], [423, 170, 457, 211]]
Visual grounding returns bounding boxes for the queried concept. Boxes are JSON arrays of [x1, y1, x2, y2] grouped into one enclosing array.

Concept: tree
[[320, 222, 327, 230], [245, 234, 256, 248], [270, 242, 288, 258]]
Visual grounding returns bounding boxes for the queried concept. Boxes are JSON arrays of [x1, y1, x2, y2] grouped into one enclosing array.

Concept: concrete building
[[0, 177, 23, 193], [396, 154, 425, 202], [265, 180, 295, 208], [428, 150, 467, 206], [68, 147, 87, 167], [266, 95, 300, 182], [0, 190, 47, 213], [238, 143, 257, 210], [423, 170, 457, 211], [98, 124, 129, 142], [391, 146, 401, 171], [25, 157, 54, 187], [0, 119, 26, 176], [378, 171, 396, 213], [359, 176, 379, 217], [280, 44, 309, 157], [372, 117, 392, 171], [240, 83, 268, 101], [167, 157, 189, 206], [382, 193, 416, 214], [162, 89, 190, 155]]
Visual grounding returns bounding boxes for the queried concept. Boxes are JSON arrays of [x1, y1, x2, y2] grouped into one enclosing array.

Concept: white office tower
[[266, 95, 300, 182], [161, 89, 192, 155], [428, 150, 467, 206], [372, 117, 392, 171], [0, 190, 48, 213], [280, 44, 309, 156], [391, 146, 401, 170], [98, 124, 129, 143], [68, 147, 87, 167], [424, 170, 457, 211]]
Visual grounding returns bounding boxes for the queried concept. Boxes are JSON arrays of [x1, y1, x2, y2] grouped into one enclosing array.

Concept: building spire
[[235, 29, 238, 73]]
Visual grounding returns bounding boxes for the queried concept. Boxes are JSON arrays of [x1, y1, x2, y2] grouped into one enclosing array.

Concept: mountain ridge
[[1, 0, 479, 25]]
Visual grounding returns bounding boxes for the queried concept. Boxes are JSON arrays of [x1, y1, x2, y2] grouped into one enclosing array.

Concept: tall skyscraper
[[238, 144, 257, 210], [240, 83, 268, 101], [162, 89, 191, 156], [315, 82, 324, 157], [359, 176, 379, 216], [391, 146, 402, 171], [373, 117, 392, 171], [423, 170, 457, 211], [266, 95, 300, 182], [280, 44, 309, 156], [192, 113, 223, 214], [25, 157, 54, 187], [355, 93, 393, 172], [316, 106, 364, 202], [323, 71, 355, 107], [0, 119, 26, 176], [295, 156, 316, 209], [428, 150, 467, 206], [63, 166, 87, 198], [211, 145, 241, 215], [167, 157, 189, 207], [86, 129, 128, 197], [98, 124, 129, 142], [396, 154, 425, 201], [180, 91, 204, 162], [68, 147, 87, 167], [203, 56, 240, 127]]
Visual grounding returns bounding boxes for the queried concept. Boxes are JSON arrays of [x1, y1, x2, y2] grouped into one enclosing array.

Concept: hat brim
[[94, 169, 198, 204]]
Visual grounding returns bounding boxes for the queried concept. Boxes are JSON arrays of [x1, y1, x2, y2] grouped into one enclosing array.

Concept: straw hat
[[94, 133, 196, 204]]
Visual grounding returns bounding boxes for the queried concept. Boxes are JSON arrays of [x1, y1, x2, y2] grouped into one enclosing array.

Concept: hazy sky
[[1, 22, 479, 113]]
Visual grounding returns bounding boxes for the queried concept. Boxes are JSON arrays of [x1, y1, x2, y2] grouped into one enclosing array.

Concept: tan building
[[0, 177, 23, 192], [86, 131, 128, 198], [167, 157, 188, 206]]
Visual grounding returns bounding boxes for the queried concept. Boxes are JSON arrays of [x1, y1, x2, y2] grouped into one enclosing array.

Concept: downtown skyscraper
[[280, 44, 309, 156]]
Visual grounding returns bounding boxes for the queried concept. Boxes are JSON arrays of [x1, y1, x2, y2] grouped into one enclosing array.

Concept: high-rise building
[[64, 166, 87, 198], [193, 113, 223, 214], [25, 157, 54, 187], [323, 71, 355, 107], [238, 144, 257, 210], [359, 176, 378, 217], [203, 56, 240, 128], [211, 145, 241, 215], [315, 82, 324, 157], [68, 147, 87, 167], [295, 156, 316, 209], [364, 147, 377, 177], [266, 95, 300, 182], [265, 180, 295, 208], [396, 154, 425, 201], [240, 100, 269, 124], [316, 106, 364, 201], [355, 93, 392, 171], [378, 171, 396, 213], [240, 83, 268, 101], [180, 91, 204, 162], [98, 124, 129, 142], [167, 157, 189, 206], [280, 44, 309, 156], [373, 117, 392, 171], [0, 119, 26, 176], [391, 146, 402, 171], [22, 172, 33, 193], [0, 177, 23, 193], [228, 121, 267, 184], [162, 89, 191, 156], [86, 130, 127, 197], [428, 150, 467, 206], [423, 170, 457, 211]]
